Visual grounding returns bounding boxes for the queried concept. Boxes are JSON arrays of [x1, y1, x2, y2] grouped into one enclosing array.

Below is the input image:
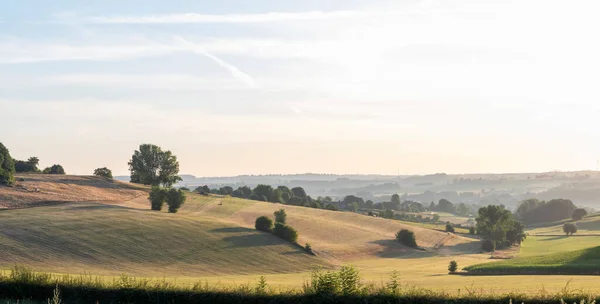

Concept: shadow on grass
[[221, 233, 287, 248], [209, 227, 255, 233], [539, 235, 568, 241]]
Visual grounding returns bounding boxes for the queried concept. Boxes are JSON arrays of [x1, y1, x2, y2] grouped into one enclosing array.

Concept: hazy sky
[[2, 0, 600, 176]]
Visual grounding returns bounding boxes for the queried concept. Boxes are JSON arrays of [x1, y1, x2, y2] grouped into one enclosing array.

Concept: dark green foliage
[[0, 143, 16, 186], [306, 266, 361, 295], [515, 198, 544, 219], [129, 144, 182, 187], [469, 226, 476, 235], [325, 204, 338, 211], [166, 188, 186, 213], [14, 157, 40, 173], [252, 184, 274, 202], [395, 229, 417, 248], [506, 220, 526, 245], [445, 223, 455, 233], [273, 223, 298, 243], [572, 208, 588, 221], [291, 187, 307, 199], [255, 216, 273, 233], [42, 164, 65, 175], [481, 239, 496, 252], [383, 209, 394, 219], [435, 199, 455, 213], [563, 223, 578, 236], [305, 243, 313, 254], [93, 167, 113, 179], [148, 186, 167, 211], [195, 185, 211, 195], [343, 195, 364, 206], [180, 187, 190, 191], [219, 186, 233, 195], [274, 209, 287, 224], [448, 260, 458, 273], [432, 214, 440, 223], [391, 194, 401, 205], [521, 199, 577, 224], [475, 205, 524, 248]]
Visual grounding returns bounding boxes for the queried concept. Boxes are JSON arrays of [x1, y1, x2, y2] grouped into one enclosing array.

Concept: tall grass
[[0, 265, 598, 303]]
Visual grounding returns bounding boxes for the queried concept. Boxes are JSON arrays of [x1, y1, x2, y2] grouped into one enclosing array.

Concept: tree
[[384, 209, 394, 219], [219, 186, 234, 196], [274, 209, 287, 224], [391, 194, 401, 205], [273, 223, 298, 243], [148, 186, 167, 211], [343, 195, 364, 207], [563, 223, 578, 236], [456, 203, 470, 216], [469, 226, 476, 235], [572, 208, 588, 221], [43, 164, 65, 175], [93, 167, 113, 179], [0, 143, 15, 186], [481, 239, 496, 252], [396, 229, 417, 248], [515, 199, 544, 219], [437, 199, 455, 213], [128, 144, 182, 187], [15, 157, 40, 173], [521, 199, 577, 224], [448, 260, 458, 273], [255, 216, 273, 232], [325, 204, 338, 211], [432, 214, 440, 223], [506, 220, 526, 245], [195, 185, 211, 195], [165, 188, 186, 213], [291, 187, 307, 199], [252, 184, 274, 202], [445, 223, 455, 233]]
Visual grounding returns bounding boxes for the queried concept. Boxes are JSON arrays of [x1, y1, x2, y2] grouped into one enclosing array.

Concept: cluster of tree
[[93, 167, 113, 179], [515, 199, 577, 224], [572, 208, 588, 221], [254, 209, 299, 244], [475, 205, 526, 252], [148, 186, 186, 213], [395, 229, 418, 248], [0, 143, 16, 186], [42, 164, 65, 175], [563, 223, 578, 236], [129, 144, 182, 187], [428, 199, 473, 216], [15, 157, 40, 173], [374, 194, 425, 212]]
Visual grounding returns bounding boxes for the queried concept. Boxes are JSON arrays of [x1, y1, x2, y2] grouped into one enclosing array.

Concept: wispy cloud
[[88, 10, 392, 24], [174, 36, 256, 88]]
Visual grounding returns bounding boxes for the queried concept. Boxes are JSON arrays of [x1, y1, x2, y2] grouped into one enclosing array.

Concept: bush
[[448, 260, 458, 273], [273, 223, 298, 243], [469, 226, 476, 235], [166, 188, 186, 213], [43, 164, 65, 175], [395, 229, 417, 248], [274, 209, 287, 224], [572, 208, 588, 221], [93, 167, 113, 179], [255, 216, 273, 233], [563, 223, 578, 236], [445, 223, 455, 233], [148, 186, 166, 211], [306, 266, 361, 295], [305, 243, 314, 254], [481, 239, 496, 252], [0, 143, 16, 186]]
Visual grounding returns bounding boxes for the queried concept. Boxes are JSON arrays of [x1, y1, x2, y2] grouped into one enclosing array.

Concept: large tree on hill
[[521, 199, 577, 224], [128, 144, 182, 187], [0, 143, 16, 186], [515, 198, 544, 220], [93, 167, 113, 179], [43, 164, 65, 175], [475, 205, 519, 248]]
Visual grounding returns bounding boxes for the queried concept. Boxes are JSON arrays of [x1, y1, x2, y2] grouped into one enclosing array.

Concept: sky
[[2, 0, 600, 176]]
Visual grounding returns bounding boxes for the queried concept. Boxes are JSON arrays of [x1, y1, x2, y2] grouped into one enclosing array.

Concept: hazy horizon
[[3, 0, 600, 176]]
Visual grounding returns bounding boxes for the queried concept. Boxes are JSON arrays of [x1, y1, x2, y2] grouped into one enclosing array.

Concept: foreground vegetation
[[2, 266, 600, 304]]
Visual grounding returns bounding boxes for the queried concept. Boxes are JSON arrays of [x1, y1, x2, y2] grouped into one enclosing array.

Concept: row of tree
[[515, 198, 581, 224], [148, 186, 186, 213]]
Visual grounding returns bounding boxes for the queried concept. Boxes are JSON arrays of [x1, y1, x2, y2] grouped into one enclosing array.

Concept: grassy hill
[[464, 245, 600, 275], [528, 214, 600, 235], [0, 174, 147, 208], [0, 202, 327, 277]]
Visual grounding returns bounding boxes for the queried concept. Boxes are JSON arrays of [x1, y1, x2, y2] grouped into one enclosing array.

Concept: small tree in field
[[166, 188, 186, 213], [445, 223, 455, 233], [448, 260, 458, 273], [255, 216, 273, 233], [396, 229, 417, 248], [43, 164, 65, 175], [274, 209, 287, 224], [148, 186, 167, 211], [563, 223, 578, 236], [93, 167, 113, 179], [273, 223, 298, 243], [481, 239, 496, 252]]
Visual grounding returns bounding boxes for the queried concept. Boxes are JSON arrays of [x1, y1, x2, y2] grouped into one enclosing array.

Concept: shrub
[[445, 223, 455, 233], [305, 243, 314, 254], [481, 239, 496, 252], [274, 209, 287, 224], [148, 186, 166, 211], [563, 223, 578, 236], [43, 164, 65, 175], [165, 188, 186, 213], [572, 208, 588, 221], [469, 226, 476, 235], [0, 142, 16, 186], [305, 266, 361, 295], [448, 260, 458, 273], [255, 216, 273, 233], [395, 229, 417, 248], [273, 223, 298, 243], [93, 167, 113, 179]]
